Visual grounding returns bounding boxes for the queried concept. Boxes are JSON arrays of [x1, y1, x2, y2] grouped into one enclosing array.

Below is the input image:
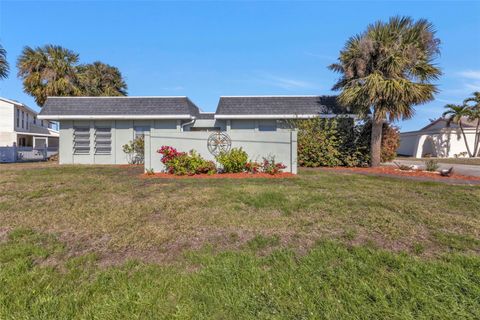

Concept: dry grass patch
[[0, 163, 479, 264]]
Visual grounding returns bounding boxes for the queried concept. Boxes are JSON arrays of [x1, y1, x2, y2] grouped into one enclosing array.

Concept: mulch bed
[[140, 172, 296, 179], [319, 166, 480, 182]]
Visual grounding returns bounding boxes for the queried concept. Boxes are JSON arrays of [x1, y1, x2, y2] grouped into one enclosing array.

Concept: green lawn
[[0, 163, 479, 318]]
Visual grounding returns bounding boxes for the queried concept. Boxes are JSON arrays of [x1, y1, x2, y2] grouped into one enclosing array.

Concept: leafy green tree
[[17, 45, 80, 106], [0, 43, 9, 80], [329, 16, 441, 166], [77, 61, 127, 96]]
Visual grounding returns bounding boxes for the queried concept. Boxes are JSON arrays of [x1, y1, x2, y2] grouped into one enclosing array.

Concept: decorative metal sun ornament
[[207, 132, 231, 156]]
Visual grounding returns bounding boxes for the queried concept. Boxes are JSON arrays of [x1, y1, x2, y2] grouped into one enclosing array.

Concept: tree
[[464, 92, 480, 156], [443, 92, 480, 158], [17, 45, 80, 106], [329, 16, 441, 167], [0, 43, 9, 80], [77, 61, 127, 96]]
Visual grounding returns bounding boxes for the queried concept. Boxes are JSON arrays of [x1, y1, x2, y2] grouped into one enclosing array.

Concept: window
[[16, 109, 20, 127], [190, 127, 221, 132], [26, 114, 29, 130], [95, 127, 112, 154], [258, 124, 277, 131], [33, 116, 36, 125], [21, 111, 24, 129], [73, 127, 90, 154], [134, 126, 149, 139], [41, 120, 44, 127]]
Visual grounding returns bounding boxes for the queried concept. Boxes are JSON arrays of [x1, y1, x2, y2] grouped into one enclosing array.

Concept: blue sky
[[1, 0, 479, 131]]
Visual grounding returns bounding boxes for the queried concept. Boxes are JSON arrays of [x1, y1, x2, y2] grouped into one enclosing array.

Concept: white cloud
[[458, 70, 480, 80], [255, 72, 316, 90]]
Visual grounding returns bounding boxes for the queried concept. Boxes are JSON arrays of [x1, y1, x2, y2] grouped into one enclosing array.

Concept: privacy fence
[[144, 131, 298, 174]]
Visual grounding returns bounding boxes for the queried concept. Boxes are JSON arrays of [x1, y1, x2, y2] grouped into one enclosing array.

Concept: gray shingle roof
[[215, 96, 350, 116], [39, 97, 199, 118]]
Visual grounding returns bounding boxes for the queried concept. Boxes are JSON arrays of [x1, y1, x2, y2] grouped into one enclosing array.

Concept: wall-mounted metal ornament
[[207, 132, 231, 156]]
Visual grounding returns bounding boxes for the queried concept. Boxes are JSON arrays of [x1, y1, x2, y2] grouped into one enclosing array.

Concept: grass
[[0, 162, 479, 318], [0, 229, 479, 319]]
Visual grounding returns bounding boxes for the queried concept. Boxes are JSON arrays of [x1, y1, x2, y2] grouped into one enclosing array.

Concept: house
[[37, 95, 353, 172], [398, 117, 479, 158], [0, 97, 59, 148]]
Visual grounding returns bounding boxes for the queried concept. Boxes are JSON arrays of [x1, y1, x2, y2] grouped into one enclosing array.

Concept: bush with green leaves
[[216, 147, 248, 173], [425, 159, 440, 172], [294, 117, 399, 167], [158, 146, 216, 175], [122, 136, 145, 164]]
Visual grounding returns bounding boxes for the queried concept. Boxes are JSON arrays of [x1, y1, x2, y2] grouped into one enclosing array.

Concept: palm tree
[[17, 45, 80, 106], [442, 104, 474, 157], [0, 43, 9, 80], [77, 61, 127, 96], [464, 91, 480, 156], [329, 16, 441, 167]]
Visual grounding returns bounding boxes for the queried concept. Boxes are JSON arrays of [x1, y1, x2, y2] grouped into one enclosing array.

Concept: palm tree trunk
[[370, 117, 383, 167], [473, 121, 480, 157], [459, 123, 473, 157]]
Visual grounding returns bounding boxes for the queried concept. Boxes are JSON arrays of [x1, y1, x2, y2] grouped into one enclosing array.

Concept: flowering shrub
[[157, 146, 216, 175], [261, 156, 287, 175], [245, 161, 262, 174], [216, 148, 248, 173], [122, 136, 145, 164]]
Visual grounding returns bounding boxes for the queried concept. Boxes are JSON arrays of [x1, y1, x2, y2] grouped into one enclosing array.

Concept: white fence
[[144, 131, 298, 174], [0, 146, 58, 163]]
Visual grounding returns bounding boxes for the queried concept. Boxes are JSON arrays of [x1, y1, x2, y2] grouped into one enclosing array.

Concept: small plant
[[425, 159, 439, 172], [245, 161, 262, 174], [145, 168, 155, 175], [122, 136, 145, 164], [261, 156, 287, 175], [216, 148, 248, 173]]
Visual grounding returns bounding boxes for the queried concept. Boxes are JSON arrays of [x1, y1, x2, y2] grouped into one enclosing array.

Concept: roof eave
[[37, 114, 194, 120], [214, 114, 357, 119]]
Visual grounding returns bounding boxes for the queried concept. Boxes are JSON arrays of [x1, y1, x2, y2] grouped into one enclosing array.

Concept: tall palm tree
[[442, 104, 474, 157], [77, 61, 127, 96], [329, 16, 441, 166], [464, 91, 480, 156], [17, 45, 80, 106], [0, 43, 9, 80]]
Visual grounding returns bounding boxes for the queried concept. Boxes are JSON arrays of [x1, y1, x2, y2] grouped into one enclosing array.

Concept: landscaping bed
[[320, 165, 480, 182], [141, 172, 295, 179]]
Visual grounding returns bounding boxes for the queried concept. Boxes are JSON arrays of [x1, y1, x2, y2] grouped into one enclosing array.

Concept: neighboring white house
[[0, 97, 59, 148], [398, 117, 479, 158], [37, 95, 355, 172]]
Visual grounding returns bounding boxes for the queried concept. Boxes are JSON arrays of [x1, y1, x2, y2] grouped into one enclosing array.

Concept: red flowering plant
[[157, 146, 186, 174], [245, 161, 261, 174], [261, 156, 287, 175]]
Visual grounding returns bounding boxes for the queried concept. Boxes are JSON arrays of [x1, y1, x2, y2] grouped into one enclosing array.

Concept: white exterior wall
[[0, 100, 14, 133], [399, 128, 479, 158], [144, 130, 298, 174], [56, 118, 295, 165]]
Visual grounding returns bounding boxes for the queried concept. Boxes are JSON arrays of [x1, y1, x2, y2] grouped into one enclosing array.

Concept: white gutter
[[37, 114, 194, 120], [214, 114, 357, 119], [181, 117, 196, 132]]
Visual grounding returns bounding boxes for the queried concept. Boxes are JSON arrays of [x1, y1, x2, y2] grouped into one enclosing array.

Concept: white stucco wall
[[399, 128, 479, 158], [144, 130, 298, 174]]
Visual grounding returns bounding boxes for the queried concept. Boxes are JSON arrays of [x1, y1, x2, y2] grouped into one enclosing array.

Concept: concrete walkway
[[385, 159, 480, 177]]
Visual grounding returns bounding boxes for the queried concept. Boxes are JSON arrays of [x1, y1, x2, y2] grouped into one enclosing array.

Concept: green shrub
[[122, 136, 145, 164], [158, 146, 216, 175], [216, 148, 248, 173], [425, 159, 439, 172], [294, 117, 399, 167]]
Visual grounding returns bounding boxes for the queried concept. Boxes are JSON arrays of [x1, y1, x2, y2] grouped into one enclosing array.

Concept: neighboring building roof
[[215, 95, 352, 119], [38, 96, 200, 120], [0, 96, 40, 116], [420, 117, 479, 131]]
